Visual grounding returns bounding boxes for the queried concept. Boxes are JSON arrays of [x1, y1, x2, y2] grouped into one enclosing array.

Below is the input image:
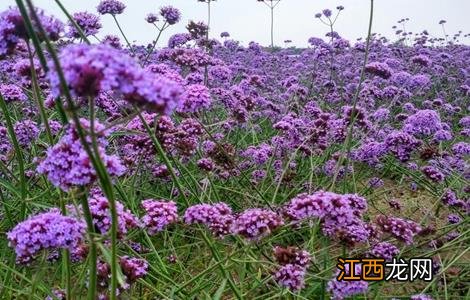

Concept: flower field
[[0, 1, 468, 299]]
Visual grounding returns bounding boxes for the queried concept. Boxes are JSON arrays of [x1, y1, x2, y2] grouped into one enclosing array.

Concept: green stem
[[79, 189, 98, 300], [54, 0, 91, 44], [136, 111, 189, 206], [270, 5, 274, 48], [0, 93, 27, 218], [26, 41, 53, 144], [329, 0, 374, 190], [58, 193, 72, 300], [143, 22, 168, 65], [207, 0, 211, 40], [20, 1, 120, 297], [112, 15, 134, 55]]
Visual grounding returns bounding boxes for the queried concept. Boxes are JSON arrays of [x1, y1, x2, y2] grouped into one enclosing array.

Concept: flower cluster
[[67, 195, 139, 238], [231, 208, 284, 240], [67, 11, 102, 38], [284, 191, 369, 245], [183, 202, 234, 237], [141, 199, 178, 234], [7, 210, 86, 263], [272, 246, 311, 291], [49, 44, 183, 114], [327, 263, 368, 300], [37, 118, 126, 191], [0, 7, 63, 55], [97, 0, 126, 15], [375, 215, 422, 245]]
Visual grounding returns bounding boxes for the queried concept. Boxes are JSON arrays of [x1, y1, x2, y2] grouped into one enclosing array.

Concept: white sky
[[2, 0, 470, 47]]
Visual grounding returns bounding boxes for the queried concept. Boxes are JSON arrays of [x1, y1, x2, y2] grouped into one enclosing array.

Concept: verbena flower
[[141, 199, 178, 234], [97, 0, 126, 15], [369, 242, 399, 260], [273, 264, 306, 291], [273, 246, 311, 268], [7, 210, 86, 264], [231, 208, 284, 240], [119, 256, 148, 285], [67, 195, 139, 239], [67, 11, 102, 38], [37, 118, 126, 191], [184, 202, 234, 237], [177, 84, 211, 113], [0, 83, 26, 102], [403, 109, 442, 137], [49, 44, 138, 98], [13, 120, 39, 147], [160, 6, 181, 25], [0, 7, 63, 55], [375, 215, 421, 245], [328, 263, 368, 300], [365, 62, 393, 79]]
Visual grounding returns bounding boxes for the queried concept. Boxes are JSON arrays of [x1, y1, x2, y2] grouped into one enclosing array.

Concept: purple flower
[[241, 143, 273, 165], [284, 191, 367, 224], [411, 54, 432, 67], [146, 13, 158, 24], [177, 84, 211, 113], [404, 110, 442, 137], [0, 84, 26, 102], [421, 165, 445, 182], [68, 195, 139, 238], [0, 8, 63, 55], [184, 202, 234, 237], [372, 108, 390, 122], [141, 199, 178, 234], [322, 9, 332, 18], [0, 125, 11, 158], [67, 11, 102, 38], [441, 189, 459, 206], [197, 158, 215, 171], [168, 33, 192, 48], [97, 0, 126, 15], [365, 62, 393, 79], [385, 130, 421, 162], [328, 263, 368, 300], [160, 6, 181, 25], [452, 142, 470, 156], [376, 215, 421, 245], [127, 73, 183, 115], [102, 34, 122, 49], [7, 210, 86, 263], [231, 208, 283, 240], [284, 192, 333, 221], [433, 129, 452, 142], [37, 118, 126, 191], [368, 177, 384, 188], [13, 120, 39, 147], [447, 214, 461, 224], [119, 256, 148, 284], [49, 44, 139, 98], [369, 242, 399, 260], [353, 141, 387, 166], [459, 116, 470, 128], [274, 264, 306, 291], [273, 246, 311, 268]]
